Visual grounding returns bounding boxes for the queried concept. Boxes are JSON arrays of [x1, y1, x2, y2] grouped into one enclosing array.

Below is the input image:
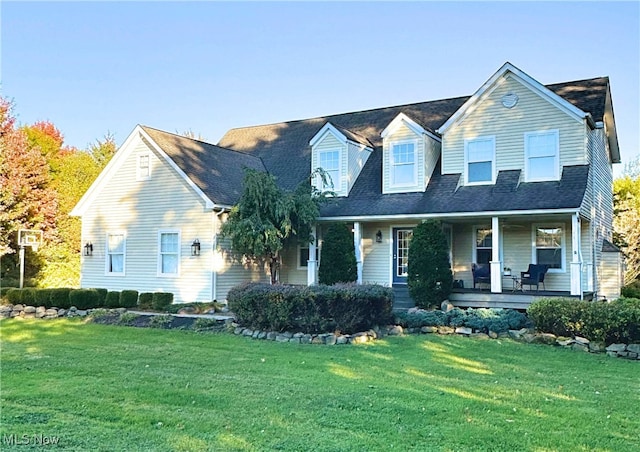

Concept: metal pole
[[19, 245, 25, 289]]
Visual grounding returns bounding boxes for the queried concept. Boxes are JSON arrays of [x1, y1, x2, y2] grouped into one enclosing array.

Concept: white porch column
[[353, 222, 363, 284], [570, 213, 582, 296], [490, 216, 502, 293], [307, 225, 318, 286]]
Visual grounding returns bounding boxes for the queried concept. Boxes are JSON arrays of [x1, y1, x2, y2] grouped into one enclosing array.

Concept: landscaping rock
[[177, 307, 196, 315], [522, 333, 536, 343], [257, 331, 267, 340], [572, 343, 589, 352], [574, 336, 590, 345], [293, 332, 305, 339], [266, 332, 277, 341], [289, 337, 300, 344], [275, 334, 290, 343], [44, 309, 58, 318], [556, 336, 573, 346], [76, 310, 88, 317], [488, 331, 499, 339], [606, 343, 627, 353], [234, 327, 244, 335], [13, 304, 24, 311], [440, 300, 454, 312], [455, 327, 472, 336], [508, 329, 524, 340], [24, 306, 36, 314], [351, 335, 368, 344], [627, 352, 638, 359], [627, 344, 640, 354], [336, 335, 349, 345], [243, 329, 254, 337], [437, 326, 454, 335], [421, 326, 438, 334], [535, 333, 557, 345], [325, 334, 337, 345], [23, 312, 36, 319], [311, 335, 325, 345], [388, 325, 403, 336], [589, 342, 606, 353], [301, 334, 312, 345], [471, 333, 490, 340], [252, 330, 260, 339]]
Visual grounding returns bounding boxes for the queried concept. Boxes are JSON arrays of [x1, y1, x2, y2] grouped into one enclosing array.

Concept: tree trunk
[[269, 254, 280, 285]]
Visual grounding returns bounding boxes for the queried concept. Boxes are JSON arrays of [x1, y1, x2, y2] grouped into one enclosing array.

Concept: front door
[[393, 228, 413, 284]]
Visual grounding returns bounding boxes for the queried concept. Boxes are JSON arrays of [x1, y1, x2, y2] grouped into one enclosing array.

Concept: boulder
[[289, 337, 300, 344], [626, 344, 640, 354], [421, 326, 438, 334], [455, 327, 472, 336], [488, 331, 499, 339], [588, 342, 605, 353], [266, 332, 277, 341], [311, 335, 325, 345], [23, 306, 36, 314], [252, 330, 261, 339], [300, 334, 312, 345], [574, 336, 590, 345], [76, 310, 87, 317], [275, 334, 290, 342], [605, 343, 627, 353], [534, 333, 557, 345], [242, 329, 254, 337], [325, 334, 337, 345], [36, 306, 46, 314], [437, 326, 455, 335], [234, 327, 244, 335], [336, 335, 349, 345], [388, 325, 403, 336], [572, 343, 589, 352], [257, 331, 267, 340]]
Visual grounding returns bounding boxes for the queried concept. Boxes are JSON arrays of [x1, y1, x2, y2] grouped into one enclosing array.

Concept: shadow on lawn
[[0, 318, 89, 355]]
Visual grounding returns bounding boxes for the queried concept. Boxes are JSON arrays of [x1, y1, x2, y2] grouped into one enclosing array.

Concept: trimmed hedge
[[621, 280, 640, 299], [527, 297, 640, 344], [68, 289, 100, 310], [105, 291, 121, 308], [21, 288, 38, 306], [152, 292, 174, 311], [120, 290, 139, 309], [50, 288, 72, 309], [227, 282, 394, 334], [395, 307, 530, 333], [138, 292, 154, 310], [94, 288, 108, 308], [6, 288, 23, 305]]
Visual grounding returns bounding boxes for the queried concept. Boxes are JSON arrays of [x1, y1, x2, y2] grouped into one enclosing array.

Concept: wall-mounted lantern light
[[191, 239, 201, 256], [84, 242, 93, 256], [375, 230, 383, 243]]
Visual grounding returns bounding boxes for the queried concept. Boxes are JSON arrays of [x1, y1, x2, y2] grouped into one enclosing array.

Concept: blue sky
[[2, 2, 639, 175]]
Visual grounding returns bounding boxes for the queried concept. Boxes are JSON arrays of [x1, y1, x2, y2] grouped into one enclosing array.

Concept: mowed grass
[[1, 320, 639, 451]]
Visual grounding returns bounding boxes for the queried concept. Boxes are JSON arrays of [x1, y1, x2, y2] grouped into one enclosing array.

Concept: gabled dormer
[[381, 113, 441, 194], [310, 122, 373, 196]]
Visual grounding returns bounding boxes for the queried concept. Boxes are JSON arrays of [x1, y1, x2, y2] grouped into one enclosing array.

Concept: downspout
[[212, 209, 225, 301]]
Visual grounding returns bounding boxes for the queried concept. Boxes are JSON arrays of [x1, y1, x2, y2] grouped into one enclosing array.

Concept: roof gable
[[437, 62, 590, 134], [381, 112, 438, 141]]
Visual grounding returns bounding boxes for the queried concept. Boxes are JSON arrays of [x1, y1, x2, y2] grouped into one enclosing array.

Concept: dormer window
[[319, 149, 341, 190], [525, 130, 559, 182], [391, 141, 417, 187], [464, 136, 495, 185]]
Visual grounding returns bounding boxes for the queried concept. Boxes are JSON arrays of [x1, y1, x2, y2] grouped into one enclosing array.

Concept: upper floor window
[[525, 130, 559, 182], [391, 142, 417, 187], [533, 225, 564, 271], [106, 232, 125, 275], [158, 231, 180, 276], [465, 136, 495, 185], [137, 154, 151, 180], [319, 150, 340, 190]]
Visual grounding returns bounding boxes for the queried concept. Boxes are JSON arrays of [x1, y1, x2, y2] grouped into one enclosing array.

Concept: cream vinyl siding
[[361, 223, 392, 285], [599, 251, 623, 300], [80, 137, 214, 302], [346, 141, 372, 194], [214, 235, 269, 301], [442, 74, 587, 177], [280, 244, 307, 285], [383, 124, 425, 194], [424, 136, 441, 187], [311, 133, 347, 196]]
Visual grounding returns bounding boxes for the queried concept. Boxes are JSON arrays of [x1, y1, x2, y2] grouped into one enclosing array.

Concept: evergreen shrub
[[21, 288, 37, 306], [94, 288, 108, 307], [105, 291, 121, 308], [152, 292, 174, 311], [621, 280, 640, 299], [50, 288, 72, 309], [395, 307, 530, 333], [69, 289, 100, 310], [34, 288, 53, 307], [6, 288, 23, 305], [318, 223, 357, 285], [120, 290, 139, 309], [138, 292, 154, 310], [407, 220, 453, 309]]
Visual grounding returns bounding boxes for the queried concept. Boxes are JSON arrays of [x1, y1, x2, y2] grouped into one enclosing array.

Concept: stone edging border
[[2, 304, 637, 360]]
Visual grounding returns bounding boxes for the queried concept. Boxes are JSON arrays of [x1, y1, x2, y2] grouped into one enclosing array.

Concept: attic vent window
[[501, 93, 519, 109]]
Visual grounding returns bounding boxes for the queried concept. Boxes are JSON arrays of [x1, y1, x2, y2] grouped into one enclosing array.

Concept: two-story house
[[71, 63, 623, 308]]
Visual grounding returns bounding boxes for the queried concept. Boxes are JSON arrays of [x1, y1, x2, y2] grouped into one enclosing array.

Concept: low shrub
[[105, 291, 121, 308], [228, 282, 393, 334], [69, 289, 100, 310], [621, 280, 640, 299], [50, 288, 72, 309], [138, 292, 154, 310], [152, 292, 174, 311], [34, 288, 53, 307], [21, 288, 38, 306], [94, 288, 108, 308], [527, 297, 640, 344], [120, 290, 139, 309], [148, 315, 173, 329], [395, 307, 530, 333], [1, 287, 15, 303], [117, 312, 138, 326], [6, 288, 23, 305]]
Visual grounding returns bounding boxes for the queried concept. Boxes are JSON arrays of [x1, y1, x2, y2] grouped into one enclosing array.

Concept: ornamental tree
[[220, 168, 327, 284], [407, 220, 453, 309]]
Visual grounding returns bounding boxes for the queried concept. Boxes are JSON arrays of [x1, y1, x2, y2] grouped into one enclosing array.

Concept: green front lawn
[[1, 319, 638, 451]]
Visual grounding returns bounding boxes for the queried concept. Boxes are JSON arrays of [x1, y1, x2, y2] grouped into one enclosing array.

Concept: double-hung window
[[465, 136, 495, 185], [534, 225, 564, 271], [158, 231, 180, 276], [525, 130, 559, 181], [474, 228, 492, 264], [137, 154, 151, 180], [106, 232, 125, 275], [391, 142, 416, 187], [319, 150, 340, 191]]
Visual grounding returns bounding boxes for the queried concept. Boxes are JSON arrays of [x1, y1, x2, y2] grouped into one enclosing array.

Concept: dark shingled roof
[[602, 239, 622, 252], [141, 126, 266, 206], [218, 77, 609, 195]]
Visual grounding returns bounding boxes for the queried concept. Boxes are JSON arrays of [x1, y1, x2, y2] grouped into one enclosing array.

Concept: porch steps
[[392, 285, 415, 311]]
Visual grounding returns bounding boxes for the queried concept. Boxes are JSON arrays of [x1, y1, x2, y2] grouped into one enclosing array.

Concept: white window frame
[[472, 226, 493, 265], [532, 223, 566, 273], [318, 149, 342, 192], [389, 140, 418, 188], [105, 231, 126, 276], [157, 230, 181, 277], [524, 130, 560, 182], [464, 136, 496, 185], [137, 153, 151, 181], [297, 244, 310, 270]]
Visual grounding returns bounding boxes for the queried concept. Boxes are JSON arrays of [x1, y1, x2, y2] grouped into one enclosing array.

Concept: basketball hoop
[[17, 229, 42, 288]]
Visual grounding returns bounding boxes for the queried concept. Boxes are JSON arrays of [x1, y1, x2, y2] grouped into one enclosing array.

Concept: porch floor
[[392, 286, 593, 311]]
